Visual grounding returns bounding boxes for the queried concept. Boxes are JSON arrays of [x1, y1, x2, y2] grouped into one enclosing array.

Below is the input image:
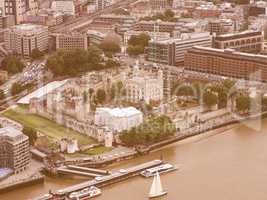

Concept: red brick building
[[185, 46, 267, 81]]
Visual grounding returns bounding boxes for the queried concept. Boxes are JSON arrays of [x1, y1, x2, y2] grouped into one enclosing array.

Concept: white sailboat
[[149, 171, 167, 198]]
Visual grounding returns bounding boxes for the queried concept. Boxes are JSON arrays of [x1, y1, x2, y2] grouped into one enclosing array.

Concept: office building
[[185, 46, 267, 81], [0, 15, 15, 28], [133, 20, 178, 36], [213, 30, 264, 53], [0, 127, 30, 174], [54, 32, 88, 51], [87, 30, 106, 46], [123, 30, 170, 46], [4, 0, 38, 24], [208, 19, 235, 35], [92, 14, 136, 34], [146, 32, 212, 65], [4, 24, 49, 57], [149, 0, 170, 10]]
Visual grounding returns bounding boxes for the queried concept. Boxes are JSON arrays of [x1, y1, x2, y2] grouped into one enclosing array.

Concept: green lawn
[[84, 146, 113, 155], [2, 105, 96, 146], [64, 147, 113, 158]]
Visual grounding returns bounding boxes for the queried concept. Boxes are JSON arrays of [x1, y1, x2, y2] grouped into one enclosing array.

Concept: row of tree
[[120, 115, 176, 146], [46, 47, 120, 77], [172, 79, 236, 109], [11, 82, 34, 96], [22, 126, 37, 145], [0, 55, 25, 74], [84, 81, 126, 109], [140, 9, 176, 22]]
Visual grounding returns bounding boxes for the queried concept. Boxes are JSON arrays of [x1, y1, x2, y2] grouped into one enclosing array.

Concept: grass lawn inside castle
[[2, 104, 96, 146]]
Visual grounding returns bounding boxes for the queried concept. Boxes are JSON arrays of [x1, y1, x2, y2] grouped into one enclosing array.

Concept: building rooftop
[[97, 14, 136, 19], [189, 46, 267, 63], [18, 79, 68, 104], [51, 0, 75, 15], [87, 30, 106, 37], [215, 30, 263, 39], [12, 23, 47, 31], [150, 32, 211, 44], [0, 127, 27, 140], [8, 24, 48, 36], [98, 107, 142, 118]]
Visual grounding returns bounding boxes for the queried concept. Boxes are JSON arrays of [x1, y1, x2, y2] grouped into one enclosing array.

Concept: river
[[1, 118, 267, 200]]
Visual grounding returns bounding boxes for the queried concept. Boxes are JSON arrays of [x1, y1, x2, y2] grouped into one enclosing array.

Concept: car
[[119, 169, 127, 174], [95, 176, 103, 181]]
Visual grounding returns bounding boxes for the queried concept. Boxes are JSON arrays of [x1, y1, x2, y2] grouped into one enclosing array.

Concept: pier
[[33, 160, 163, 200]]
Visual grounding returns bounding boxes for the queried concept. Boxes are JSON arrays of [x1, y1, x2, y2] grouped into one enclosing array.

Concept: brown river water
[[1, 118, 267, 200]]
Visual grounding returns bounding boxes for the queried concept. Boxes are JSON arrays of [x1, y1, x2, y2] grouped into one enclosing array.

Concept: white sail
[[149, 171, 166, 198], [149, 174, 157, 196], [155, 172, 163, 193]]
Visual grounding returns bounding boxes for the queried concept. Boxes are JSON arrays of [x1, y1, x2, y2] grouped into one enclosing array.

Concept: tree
[[117, 81, 123, 93], [192, 82, 203, 100], [22, 126, 37, 145], [222, 79, 236, 92], [105, 59, 120, 68], [203, 90, 218, 108], [1, 55, 25, 74], [176, 85, 194, 97], [99, 40, 121, 55], [0, 89, 5, 100], [46, 47, 104, 77], [128, 33, 150, 47], [110, 84, 116, 100], [164, 9, 175, 19], [212, 0, 222, 5], [119, 115, 176, 146], [31, 48, 44, 60], [89, 88, 94, 99], [96, 89, 106, 104], [236, 95, 250, 113], [11, 83, 24, 95], [145, 103, 153, 112], [139, 10, 176, 22], [113, 8, 130, 15], [127, 45, 144, 56], [209, 84, 228, 108], [127, 33, 150, 56], [87, 46, 102, 65]]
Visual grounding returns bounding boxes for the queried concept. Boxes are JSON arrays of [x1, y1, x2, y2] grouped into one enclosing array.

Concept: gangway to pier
[[67, 165, 110, 175], [57, 166, 102, 178]]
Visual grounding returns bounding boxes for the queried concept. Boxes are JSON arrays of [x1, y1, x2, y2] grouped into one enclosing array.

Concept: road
[[50, 0, 139, 33], [0, 60, 46, 96]]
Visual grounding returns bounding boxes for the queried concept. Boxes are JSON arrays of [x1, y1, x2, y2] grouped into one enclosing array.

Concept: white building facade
[[126, 65, 164, 103], [95, 107, 143, 132], [4, 24, 49, 56]]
